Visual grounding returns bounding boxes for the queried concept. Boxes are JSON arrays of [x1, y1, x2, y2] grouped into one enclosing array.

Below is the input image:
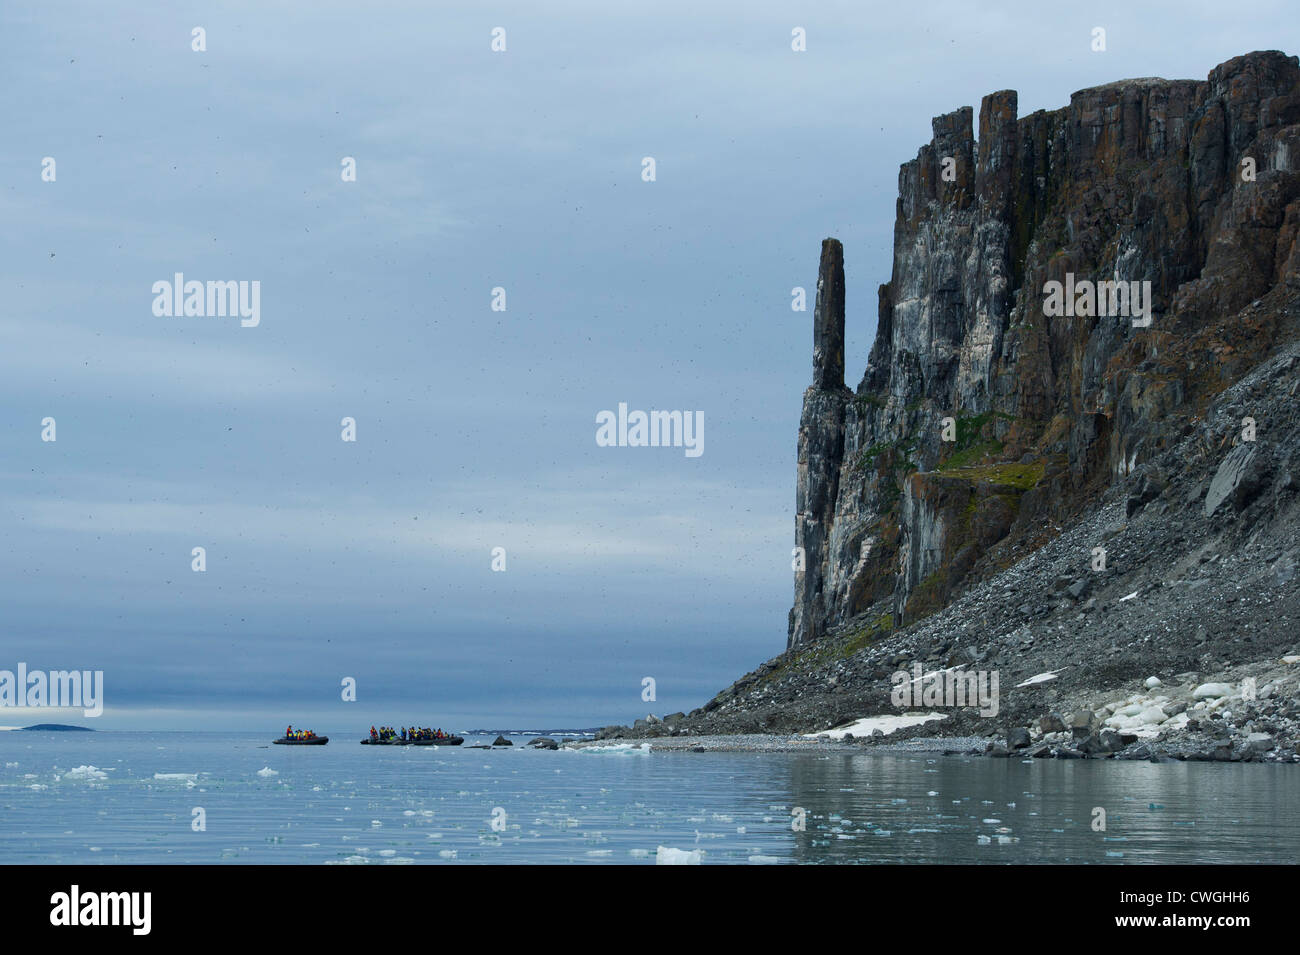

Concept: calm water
[[1, 732, 1296, 864]]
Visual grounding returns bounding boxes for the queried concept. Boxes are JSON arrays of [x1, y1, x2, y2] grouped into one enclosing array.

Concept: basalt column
[[789, 239, 852, 649]]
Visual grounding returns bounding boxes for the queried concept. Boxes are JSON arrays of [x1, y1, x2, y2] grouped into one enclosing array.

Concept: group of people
[[284, 725, 317, 740], [369, 725, 450, 741], [406, 727, 450, 741]]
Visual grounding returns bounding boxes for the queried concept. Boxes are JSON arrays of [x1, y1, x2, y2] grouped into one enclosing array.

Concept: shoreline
[[566, 734, 988, 755], [565, 730, 1300, 761]]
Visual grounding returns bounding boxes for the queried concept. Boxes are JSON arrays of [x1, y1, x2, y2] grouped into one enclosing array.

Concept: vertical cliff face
[[790, 240, 850, 646], [790, 50, 1300, 648]]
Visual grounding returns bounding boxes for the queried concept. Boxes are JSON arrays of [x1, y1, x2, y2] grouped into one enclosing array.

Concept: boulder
[[1038, 712, 1067, 734], [1078, 734, 1109, 756], [1246, 732, 1275, 754], [1126, 473, 1164, 517], [1099, 730, 1124, 753], [492, 735, 513, 746], [1204, 443, 1270, 516], [1007, 727, 1032, 750], [528, 737, 558, 750]]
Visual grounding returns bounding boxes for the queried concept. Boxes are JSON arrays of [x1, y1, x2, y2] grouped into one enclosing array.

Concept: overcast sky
[[2, 1, 1294, 730]]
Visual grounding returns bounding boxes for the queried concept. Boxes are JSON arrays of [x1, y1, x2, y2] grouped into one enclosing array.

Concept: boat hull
[[361, 737, 463, 746], [273, 737, 328, 745]]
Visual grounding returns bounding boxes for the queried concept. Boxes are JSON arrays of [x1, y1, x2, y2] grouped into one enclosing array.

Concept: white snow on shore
[[1016, 669, 1067, 687], [808, 713, 948, 740]]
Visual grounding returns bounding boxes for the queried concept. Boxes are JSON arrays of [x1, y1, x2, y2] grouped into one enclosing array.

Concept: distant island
[[22, 724, 94, 732]]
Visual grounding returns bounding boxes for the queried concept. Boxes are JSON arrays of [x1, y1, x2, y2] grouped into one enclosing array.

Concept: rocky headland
[[596, 51, 1300, 763]]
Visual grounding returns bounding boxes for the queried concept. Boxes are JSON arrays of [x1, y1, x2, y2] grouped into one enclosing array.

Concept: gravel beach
[[565, 734, 990, 755]]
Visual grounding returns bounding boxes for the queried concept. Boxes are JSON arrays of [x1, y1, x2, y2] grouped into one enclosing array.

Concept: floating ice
[[578, 743, 651, 755], [256, 767, 278, 777], [656, 846, 702, 865], [66, 765, 108, 781]]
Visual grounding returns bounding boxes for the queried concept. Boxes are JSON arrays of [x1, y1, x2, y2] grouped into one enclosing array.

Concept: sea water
[[1, 732, 1297, 864]]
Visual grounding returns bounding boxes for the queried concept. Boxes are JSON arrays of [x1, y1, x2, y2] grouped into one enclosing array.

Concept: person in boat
[[286, 725, 293, 738], [401, 727, 407, 741]]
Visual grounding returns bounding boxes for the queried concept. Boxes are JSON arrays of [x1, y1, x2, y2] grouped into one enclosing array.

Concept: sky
[[2, 1, 1296, 731]]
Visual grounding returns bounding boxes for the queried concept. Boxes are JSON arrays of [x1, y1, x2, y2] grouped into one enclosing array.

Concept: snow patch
[[808, 713, 947, 740]]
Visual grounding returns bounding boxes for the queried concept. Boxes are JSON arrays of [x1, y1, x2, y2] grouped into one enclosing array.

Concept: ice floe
[[656, 846, 702, 865], [577, 742, 651, 755], [65, 765, 108, 781]]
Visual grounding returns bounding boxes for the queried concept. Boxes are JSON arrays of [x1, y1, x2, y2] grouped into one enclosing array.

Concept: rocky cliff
[[596, 51, 1300, 758], [791, 50, 1300, 647]]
